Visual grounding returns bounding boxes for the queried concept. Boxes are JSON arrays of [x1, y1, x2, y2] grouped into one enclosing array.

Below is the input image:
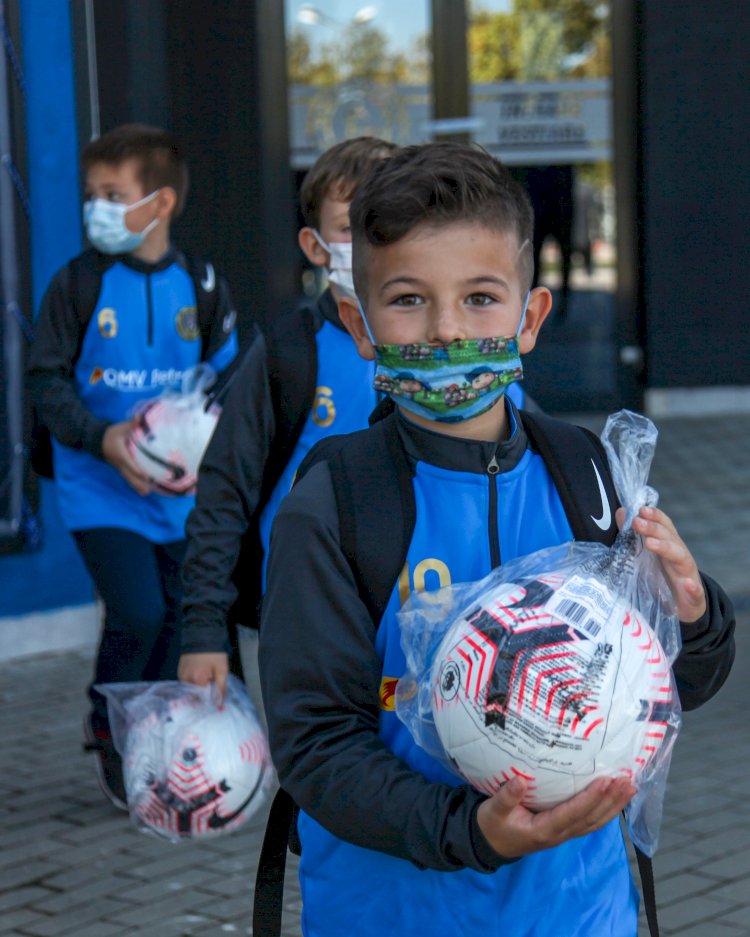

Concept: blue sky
[[285, 1, 516, 59]]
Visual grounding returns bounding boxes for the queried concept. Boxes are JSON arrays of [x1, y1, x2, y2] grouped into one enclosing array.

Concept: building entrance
[[283, 0, 637, 412]]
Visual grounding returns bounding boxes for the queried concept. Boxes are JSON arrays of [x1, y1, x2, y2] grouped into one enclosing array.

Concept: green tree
[[468, 0, 611, 82]]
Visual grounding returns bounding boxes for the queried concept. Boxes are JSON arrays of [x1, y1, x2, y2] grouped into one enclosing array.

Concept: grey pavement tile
[[656, 872, 726, 907], [29, 876, 133, 914], [658, 893, 741, 934], [702, 879, 750, 903], [0, 910, 50, 935], [121, 871, 228, 905], [142, 919, 222, 937], [0, 838, 71, 872], [18, 896, 131, 937], [715, 903, 750, 928], [183, 923, 251, 937], [61, 923, 130, 937], [0, 859, 65, 892], [679, 826, 750, 861], [200, 875, 255, 899], [698, 848, 750, 881], [0, 888, 56, 914], [55, 815, 131, 845], [41, 850, 138, 889], [109, 892, 221, 928], [667, 922, 746, 936]]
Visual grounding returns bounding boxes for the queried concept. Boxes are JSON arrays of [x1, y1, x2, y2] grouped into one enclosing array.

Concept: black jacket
[[181, 289, 351, 652]]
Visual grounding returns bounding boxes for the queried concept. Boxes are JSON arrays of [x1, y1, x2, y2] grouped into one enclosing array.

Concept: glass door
[[282, 1, 632, 412], [284, 1, 432, 169], [466, 0, 624, 412]]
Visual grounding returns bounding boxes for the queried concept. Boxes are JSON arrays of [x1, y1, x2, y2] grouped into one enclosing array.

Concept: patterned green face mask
[[366, 294, 529, 424], [373, 337, 522, 423]]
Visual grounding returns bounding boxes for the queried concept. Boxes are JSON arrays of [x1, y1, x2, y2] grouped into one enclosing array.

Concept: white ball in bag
[[430, 574, 673, 808]]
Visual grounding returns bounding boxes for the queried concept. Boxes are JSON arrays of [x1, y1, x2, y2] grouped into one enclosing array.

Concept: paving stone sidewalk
[[1, 411, 748, 936]]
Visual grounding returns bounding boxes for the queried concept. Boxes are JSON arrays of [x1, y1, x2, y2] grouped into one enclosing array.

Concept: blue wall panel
[[0, 0, 92, 621]]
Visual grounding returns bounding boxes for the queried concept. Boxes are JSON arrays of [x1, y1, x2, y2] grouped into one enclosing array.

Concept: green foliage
[[468, 0, 611, 82], [287, 22, 428, 87]]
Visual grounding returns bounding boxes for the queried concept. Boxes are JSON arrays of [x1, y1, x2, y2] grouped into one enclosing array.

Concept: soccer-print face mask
[[362, 293, 529, 424]]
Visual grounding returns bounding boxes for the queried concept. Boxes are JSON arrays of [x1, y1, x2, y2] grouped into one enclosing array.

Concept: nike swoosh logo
[[207, 770, 266, 830], [201, 263, 215, 292], [590, 459, 612, 531]]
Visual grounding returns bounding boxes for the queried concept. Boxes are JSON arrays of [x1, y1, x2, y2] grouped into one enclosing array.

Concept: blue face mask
[[360, 293, 530, 424], [83, 190, 160, 255]]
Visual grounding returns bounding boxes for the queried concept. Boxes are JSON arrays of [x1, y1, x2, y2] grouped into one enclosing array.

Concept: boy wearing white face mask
[[178, 137, 399, 716], [28, 124, 239, 809]]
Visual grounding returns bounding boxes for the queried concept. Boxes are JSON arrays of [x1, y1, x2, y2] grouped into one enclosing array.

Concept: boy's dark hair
[[300, 136, 398, 230], [350, 142, 535, 298], [81, 124, 190, 217]]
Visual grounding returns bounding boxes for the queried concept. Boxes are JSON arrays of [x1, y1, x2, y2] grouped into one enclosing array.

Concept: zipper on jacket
[[146, 273, 154, 346], [487, 454, 501, 568]]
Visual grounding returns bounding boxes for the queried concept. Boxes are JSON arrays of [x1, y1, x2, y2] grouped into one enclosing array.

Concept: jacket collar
[[91, 245, 180, 275], [395, 397, 528, 475]]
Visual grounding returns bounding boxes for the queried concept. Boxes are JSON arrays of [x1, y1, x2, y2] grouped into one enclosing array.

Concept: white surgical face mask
[[313, 230, 355, 297], [83, 190, 161, 255]]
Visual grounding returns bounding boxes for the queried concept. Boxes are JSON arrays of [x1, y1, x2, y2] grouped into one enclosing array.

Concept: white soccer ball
[[127, 396, 220, 495], [124, 693, 270, 840], [430, 574, 673, 809]]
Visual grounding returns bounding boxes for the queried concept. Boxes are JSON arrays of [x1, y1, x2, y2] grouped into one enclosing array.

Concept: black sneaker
[[83, 716, 128, 811]]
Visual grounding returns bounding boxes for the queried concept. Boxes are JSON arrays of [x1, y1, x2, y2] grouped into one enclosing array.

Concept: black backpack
[[253, 404, 660, 937], [29, 249, 232, 479], [210, 301, 321, 631]]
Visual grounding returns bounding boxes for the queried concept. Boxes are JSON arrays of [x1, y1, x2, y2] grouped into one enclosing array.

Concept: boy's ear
[[155, 186, 177, 220], [338, 296, 376, 361], [298, 227, 329, 267], [518, 286, 552, 354]]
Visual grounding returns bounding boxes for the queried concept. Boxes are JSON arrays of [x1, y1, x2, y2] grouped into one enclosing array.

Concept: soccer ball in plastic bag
[[127, 396, 219, 494], [430, 573, 673, 809], [124, 693, 270, 839]]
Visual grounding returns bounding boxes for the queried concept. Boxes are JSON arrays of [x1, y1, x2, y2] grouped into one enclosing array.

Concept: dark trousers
[[73, 528, 187, 730]]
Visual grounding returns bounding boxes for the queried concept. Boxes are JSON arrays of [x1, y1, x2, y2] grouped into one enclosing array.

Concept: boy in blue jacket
[[28, 124, 238, 809], [258, 143, 734, 936]]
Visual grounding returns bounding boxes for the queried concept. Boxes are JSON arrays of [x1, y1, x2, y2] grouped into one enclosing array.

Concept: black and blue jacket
[[28, 247, 238, 542], [180, 289, 378, 650], [258, 400, 735, 937]]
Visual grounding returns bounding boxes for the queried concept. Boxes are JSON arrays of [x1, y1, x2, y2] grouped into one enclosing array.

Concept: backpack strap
[[30, 251, 105, 479], [182, 252, 219, 359], [252, 788, 295, 937], [224, 304, 319, 631], [635, 845, 660, 937], [520, 410, 619, 546], [331, 412, 415, 625], [260, 304, 319, 506]]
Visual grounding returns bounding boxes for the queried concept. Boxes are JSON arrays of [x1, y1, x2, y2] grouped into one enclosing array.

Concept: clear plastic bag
[[96, 676, 273, 842], [395, 410, 682, 856], [127, 364, 221, 495]]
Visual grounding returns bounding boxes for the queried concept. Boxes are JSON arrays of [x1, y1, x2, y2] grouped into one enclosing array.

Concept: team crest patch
[[175, 306, 200, 340], [97, 307, 118, 338], [379, 677, 399, 711]]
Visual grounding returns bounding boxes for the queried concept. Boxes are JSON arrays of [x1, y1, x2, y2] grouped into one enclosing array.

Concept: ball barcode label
[[546, 574, 616, 637]]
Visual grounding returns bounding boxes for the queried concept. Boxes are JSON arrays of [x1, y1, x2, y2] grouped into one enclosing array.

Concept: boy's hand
[[102, 420, 153, 496], [178, 652, 229, 699], [477, 776, 635, 859], [618, 506, 707, 622]]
